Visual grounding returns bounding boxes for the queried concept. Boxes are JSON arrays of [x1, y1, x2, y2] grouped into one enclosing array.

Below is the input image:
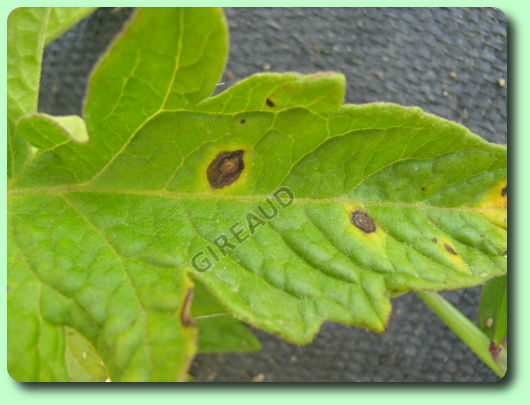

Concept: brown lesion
[[207, 150, 244, 189], [489, 342, 502, 358], [351, 210, 376, 233], [444, 243, 458, 255], [180, 288, 196, 327]]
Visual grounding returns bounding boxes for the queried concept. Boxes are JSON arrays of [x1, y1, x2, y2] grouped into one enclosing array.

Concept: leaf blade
[[10, 94, 507, 342], [17, 113, 88, 149], [193, 281, 261, 353], [7, 7, 50, 178], [14, 8, 229, 188], [45, 7, 96, 44], [9, 192, 198, 381], [478, 274, 507, 345], [7, 227, 69, 382], [8, 6, 507, 380], [64, 327, 108, 382]]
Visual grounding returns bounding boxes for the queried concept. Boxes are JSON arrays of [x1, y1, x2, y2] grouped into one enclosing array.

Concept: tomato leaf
[[193, 281, 261, 353], [45, 7, 96, 44], [7, 8, 49, 178], [64, 327, 108, 382], [8, 7, 507, 381], [478, 274, 507, 345], [8, 7, 228, 382], [17, 113, 88, 149], [7, 7, 96, 179]]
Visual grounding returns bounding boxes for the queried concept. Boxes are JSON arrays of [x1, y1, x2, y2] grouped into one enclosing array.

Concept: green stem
[[416, 290, 507, 378]]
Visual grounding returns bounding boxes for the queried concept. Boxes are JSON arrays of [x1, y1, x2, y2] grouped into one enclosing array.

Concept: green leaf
[[8, 230, 69, 381], [7, 7, 50, 178], [193, 281, 261, 353], [17, 113, 88, 149], [8, 7, 507, 381], [478, 274, 507, 345], [8, 7, 228, 382], [45, 7, 96, 44], [8, 7, 95, 180], [64, 327, 108, 382]]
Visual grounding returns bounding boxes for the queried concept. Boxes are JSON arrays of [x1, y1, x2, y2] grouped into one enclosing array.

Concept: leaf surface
[[478, 274, 507, 345], [8, 7, 507, 381], [17, 113, 88, 149], [7, 7, 49, 178], [8, 7, 228, 382], [64, 327, 108, 382], [192, 281, 261, 353], [8, 7, 96, 180], [45, 7, 96, 44]]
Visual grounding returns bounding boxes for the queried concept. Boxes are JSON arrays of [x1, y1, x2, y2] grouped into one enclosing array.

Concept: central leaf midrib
[[8, 186, 504, 212]]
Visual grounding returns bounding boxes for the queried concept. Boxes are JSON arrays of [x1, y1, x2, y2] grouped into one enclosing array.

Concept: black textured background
[[39, 7, 507, 382]]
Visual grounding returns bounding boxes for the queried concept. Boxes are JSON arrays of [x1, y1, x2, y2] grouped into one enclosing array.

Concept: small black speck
[[266, 98, 275, 107], [240, 118, 246, 124], [432, 237, 438, 243]]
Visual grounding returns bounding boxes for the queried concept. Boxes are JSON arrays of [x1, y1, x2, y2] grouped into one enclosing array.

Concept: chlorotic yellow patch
[[436, 237, 470, 274], [473, 180, 507, 229]]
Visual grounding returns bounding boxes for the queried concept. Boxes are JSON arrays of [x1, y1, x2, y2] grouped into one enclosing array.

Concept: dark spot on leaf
[[207, 150, 244, 189], [240, 118, 246, 124], [501, 186, 507, 196], [266, 98, 275, 107], [489, 342, 501, 358], [421, 187, 426, 191], [180, 288, 196, 327], [432, 237, 438, 243], [444, 243, 458, 255], [351, 210, 376, 233]]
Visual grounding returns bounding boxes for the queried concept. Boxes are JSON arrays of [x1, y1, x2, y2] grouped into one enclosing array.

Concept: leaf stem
[[416, 290, 507, 378]]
